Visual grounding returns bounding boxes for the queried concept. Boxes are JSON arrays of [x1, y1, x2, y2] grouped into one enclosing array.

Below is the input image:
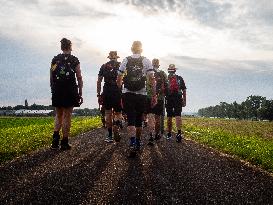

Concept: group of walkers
[[49, 38, 187, 155]]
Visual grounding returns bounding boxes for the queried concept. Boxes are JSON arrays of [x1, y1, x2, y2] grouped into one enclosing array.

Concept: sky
[[0, 0, 272, 112]]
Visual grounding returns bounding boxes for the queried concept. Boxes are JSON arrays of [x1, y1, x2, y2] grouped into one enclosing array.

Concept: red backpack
[[168, 75, 179, 94]]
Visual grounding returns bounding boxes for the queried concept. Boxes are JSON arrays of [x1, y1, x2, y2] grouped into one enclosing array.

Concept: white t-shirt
[[118, 54, 154, 95]]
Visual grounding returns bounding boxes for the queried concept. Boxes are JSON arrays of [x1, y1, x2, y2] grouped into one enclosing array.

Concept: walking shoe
[[105, 135, 114, 143], [147, 135, 154, 146], [60, 138, 71, 150], [113, 132, 121, 142], [135, 138, 141, 151], [154, 134, 161, 141], [176, 133, 182, 143], [166, 133, 172, 140], [51, 133, 60, 149], [129, 137, 136, 148]]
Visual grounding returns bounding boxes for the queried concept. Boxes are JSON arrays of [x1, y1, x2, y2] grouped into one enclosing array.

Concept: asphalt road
[[1, 128, 273, 204]]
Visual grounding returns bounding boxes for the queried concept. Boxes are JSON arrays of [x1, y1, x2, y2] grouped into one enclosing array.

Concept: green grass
[[0, 116, 102, 163], [183, 117, 273, 172]]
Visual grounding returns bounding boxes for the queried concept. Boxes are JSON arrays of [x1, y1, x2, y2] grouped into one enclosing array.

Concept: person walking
[[117, 41, 157, 155], [50, 38, 83, 150], [97, 51, 123, 143], [165, 64, 187, 142], [145, 58, 167, 146], [151, 59, 168, 141]]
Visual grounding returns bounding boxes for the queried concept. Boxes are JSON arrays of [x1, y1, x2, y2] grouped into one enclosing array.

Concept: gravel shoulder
[[1, 127, 273, 204]]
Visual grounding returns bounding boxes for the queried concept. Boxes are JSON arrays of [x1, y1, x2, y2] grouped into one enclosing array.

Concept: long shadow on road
[[1, 128, 273, 204]]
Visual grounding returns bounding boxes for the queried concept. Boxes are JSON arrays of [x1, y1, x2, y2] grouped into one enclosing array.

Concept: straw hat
[[107, 51, 120, 59], [168, 64, 176, 72]]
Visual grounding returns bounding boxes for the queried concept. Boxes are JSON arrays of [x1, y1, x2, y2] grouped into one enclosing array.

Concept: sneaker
[[135, 138, 141, 151], [176, 133, 182, 143], [105, 135, 114, 143], [51, 133, 60, 149], [147, 135, 154, 146], [113, 132, 121, 142], [129, 137, 136, 148], [154, 134, 161, 141], [166, 133, 172, 140], [60, 138, 71, 150]]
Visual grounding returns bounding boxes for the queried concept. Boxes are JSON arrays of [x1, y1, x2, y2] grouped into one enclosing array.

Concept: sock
[[178, 130, 181, 134], [108, 128, 112, 136]]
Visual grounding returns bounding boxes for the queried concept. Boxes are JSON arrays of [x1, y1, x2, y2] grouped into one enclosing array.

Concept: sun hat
[[107, 51, 120, 59], [168, 64, 176, 72]]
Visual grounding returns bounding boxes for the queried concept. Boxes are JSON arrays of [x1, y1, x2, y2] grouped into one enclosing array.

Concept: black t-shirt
[[98, 60, 120, 92]]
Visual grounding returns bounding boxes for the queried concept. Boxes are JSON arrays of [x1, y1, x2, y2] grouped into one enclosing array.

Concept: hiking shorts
[[123, 92, 147, 127], [165, 95, 183, 117], [145, 97, 164, 116], [52, 85, 80, 108], [103, 91, 122, 113]]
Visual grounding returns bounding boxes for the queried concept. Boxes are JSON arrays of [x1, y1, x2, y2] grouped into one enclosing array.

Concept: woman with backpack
[[50, 38, 83, 150]]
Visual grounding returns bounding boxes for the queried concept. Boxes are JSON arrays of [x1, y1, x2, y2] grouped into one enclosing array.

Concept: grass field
[[183, 117, 273, 172], [0, 116, 102, 163], [1, 116, 273, 173]]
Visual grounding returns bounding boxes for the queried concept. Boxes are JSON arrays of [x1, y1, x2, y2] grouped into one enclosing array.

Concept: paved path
[[1, 128, 273, 204]]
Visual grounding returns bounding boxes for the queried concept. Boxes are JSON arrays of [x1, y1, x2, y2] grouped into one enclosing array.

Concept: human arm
[[179, 76, 187, 107], [97, 76, 103, 96], [116, 58, 127, 89], [75, 63, 83, 104], [182, 89, 186, 107]]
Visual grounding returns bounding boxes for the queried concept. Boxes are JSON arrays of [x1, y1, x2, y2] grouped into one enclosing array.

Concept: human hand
[[182, 99, 186, 107], [151, 95, 158, 108], [78, 96, 83, 105]]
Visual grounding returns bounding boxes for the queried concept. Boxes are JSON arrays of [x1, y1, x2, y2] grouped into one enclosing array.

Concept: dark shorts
[[103, 91, 122, 112], [165, 95, 182, 117], [123, 92, 146, 127], [145, 97, 164, 116], [52, 85, 80, 108]]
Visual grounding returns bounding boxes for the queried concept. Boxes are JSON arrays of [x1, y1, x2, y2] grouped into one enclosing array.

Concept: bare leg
[[105, 109, 113, 130], [113, 112, 122, 133], [147, 113, 155, 135], [175, 116, 182, 132], [127, 125, 136, 138], [136, 126, 142, 139], [167, 117, 172, 133], [62, 107, 73, 139], [154, 115, 161, 135], [54, 107, 64, 132]]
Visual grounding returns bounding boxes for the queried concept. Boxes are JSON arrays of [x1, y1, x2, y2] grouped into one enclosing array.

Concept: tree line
[[198, 95, 273, 121], [0, 104, 100, 116]]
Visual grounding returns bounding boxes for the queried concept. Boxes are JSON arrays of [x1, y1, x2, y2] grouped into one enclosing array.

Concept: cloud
[[0, 0, 272, 111]]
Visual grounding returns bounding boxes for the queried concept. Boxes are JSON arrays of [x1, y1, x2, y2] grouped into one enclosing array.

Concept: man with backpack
[[165, 64, 187, 142], [117, 41, 157, 154], [145, 58, 167, 146], [50, 38, 83, 150], [97, 51, 123, 143], [152, 59, 168, 141]]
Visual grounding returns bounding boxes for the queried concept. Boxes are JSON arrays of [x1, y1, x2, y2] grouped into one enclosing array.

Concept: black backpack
[[123, 56, 145, 91], [102, 61, 120, 87], [51, 54, 76, 87]]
